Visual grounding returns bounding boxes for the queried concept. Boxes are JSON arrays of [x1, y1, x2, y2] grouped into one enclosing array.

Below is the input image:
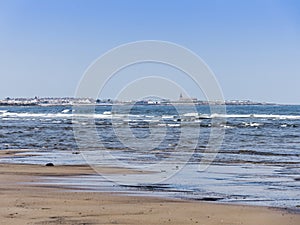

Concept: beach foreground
[[0, 160, 299, 225]]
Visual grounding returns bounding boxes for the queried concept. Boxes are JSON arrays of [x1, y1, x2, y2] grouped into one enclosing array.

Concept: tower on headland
[[179, 93, 183, 100], [178, 92, 198, 103]]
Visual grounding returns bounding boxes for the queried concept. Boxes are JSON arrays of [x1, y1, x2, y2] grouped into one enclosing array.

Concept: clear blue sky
[[0, 0, 299, 104]]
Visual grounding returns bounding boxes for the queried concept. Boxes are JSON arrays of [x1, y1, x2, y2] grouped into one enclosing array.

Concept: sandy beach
[[1, 0, 300, 223], [0, 150, 299, 225]]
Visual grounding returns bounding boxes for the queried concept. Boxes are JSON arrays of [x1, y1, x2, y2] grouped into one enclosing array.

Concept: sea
[[0, 104, 299, 210]]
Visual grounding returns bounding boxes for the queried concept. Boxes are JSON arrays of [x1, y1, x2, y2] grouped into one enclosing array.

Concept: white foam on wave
[[211, 114, 250, 118], [2, 117, 18, 121], [167, 123, 180, 127], [1, 112, 72, 118], [1, 111, 300, 121], [211, 114, 300, 120], [0, 111, 115, 119], [183, 112, 199, 117], [162, 115, 174, 119], [144, 119, 160, 123], [93, 114, 113, 119], [52, 120, 62, 124], [243, 122, 263, 127], [61, 109, 70, 113], [145, 115, 155, 118]]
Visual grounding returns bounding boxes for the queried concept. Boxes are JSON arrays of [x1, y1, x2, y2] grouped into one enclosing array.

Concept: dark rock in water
[[294, 177, 300, 181], [45, 163, 54, 167], [196, 197, 223, 202]]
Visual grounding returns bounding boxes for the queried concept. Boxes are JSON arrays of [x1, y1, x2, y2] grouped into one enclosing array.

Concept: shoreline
[[0, 162, 300, 224], [1, 149, 300, 211]]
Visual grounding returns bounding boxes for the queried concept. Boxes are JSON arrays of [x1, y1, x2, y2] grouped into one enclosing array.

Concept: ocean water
[[0, 104, 300, 209]]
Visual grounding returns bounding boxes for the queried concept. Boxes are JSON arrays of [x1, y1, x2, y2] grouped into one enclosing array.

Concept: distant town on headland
[[0, 96, 274, 106]]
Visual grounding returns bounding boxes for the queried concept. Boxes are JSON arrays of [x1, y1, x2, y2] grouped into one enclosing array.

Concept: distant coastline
[[0, 97, 275, 106]]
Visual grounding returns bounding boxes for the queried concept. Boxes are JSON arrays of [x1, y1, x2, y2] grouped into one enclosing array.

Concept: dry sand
[[0, 151, 300, 225]]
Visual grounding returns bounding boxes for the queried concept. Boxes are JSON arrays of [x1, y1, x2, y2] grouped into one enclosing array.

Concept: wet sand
[[0, 151, 300, 224]]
